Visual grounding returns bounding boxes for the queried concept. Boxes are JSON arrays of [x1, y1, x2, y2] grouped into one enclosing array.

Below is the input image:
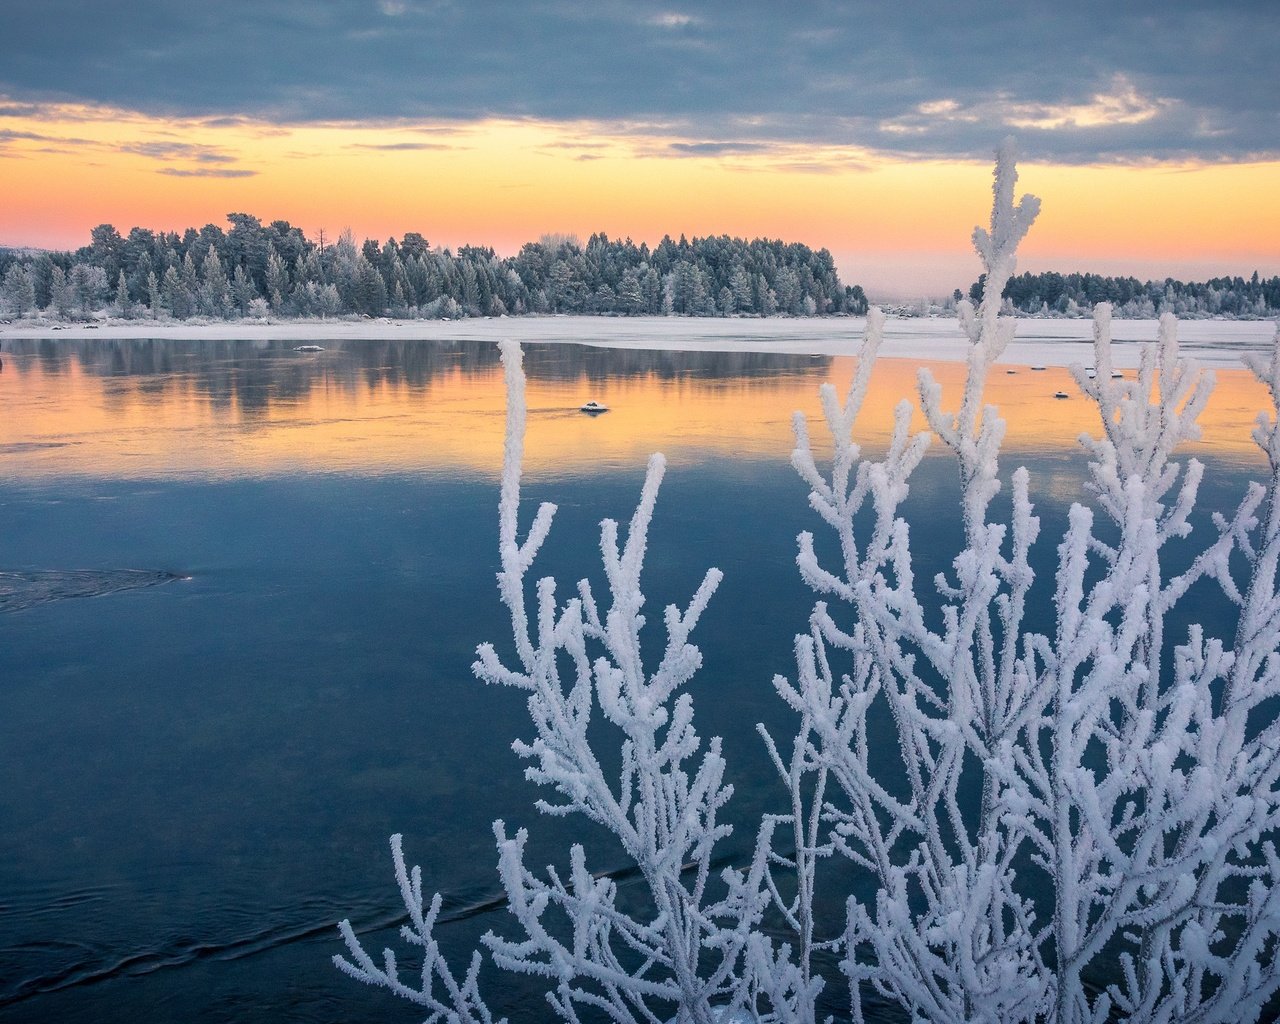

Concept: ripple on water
[[0, 569, 186, 612]]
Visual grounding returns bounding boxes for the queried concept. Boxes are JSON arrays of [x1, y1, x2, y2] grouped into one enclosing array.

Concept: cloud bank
[[0, 0, 1274, 163]]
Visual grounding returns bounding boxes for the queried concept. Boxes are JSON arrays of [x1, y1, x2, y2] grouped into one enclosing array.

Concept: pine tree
[[460, 260, 480, 313], [113, 270, 131, 318], [232, 265, 258, 317], [641, 267, 661, 313], [353, 256, 388, 316], [548, 260, 574, 311], [69, 263, 106, 318], [730, 266, 754, 313], [146, 271, 161, 319], [161, 266, 191, 318], [30, 253, 55, 309], [316, 283, 341, 318], [617, 268, 643, 314], [180, 251, 199, 297], [265, 244, 290, 313], [48, 266, 74, 318], [200, 248, 229, 317], [1, 263, 35, 317]]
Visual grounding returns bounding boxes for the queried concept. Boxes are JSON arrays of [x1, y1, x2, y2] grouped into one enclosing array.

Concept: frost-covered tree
[[146, 270, 161, 319], [265, 243, 290, 313], [337, 335, 820, 1023], [199, 248, 230, 318], [231, 264, 258, 317], [730, 267, 754, 314], [113, 270, 132, 318], [338, 143, 1280, 1024], [778, 143, 1280, 1024], [160, 265, 192, 319], [69, 263, 107, 318], [355, 254, 389, 316], [315, 281, 342, 319], [47, 265, 73, 318], [617, 268, 644, 314], [1, 262, 35, 317]]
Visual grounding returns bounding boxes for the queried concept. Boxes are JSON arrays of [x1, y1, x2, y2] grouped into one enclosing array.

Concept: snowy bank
[[0, 314, 1274, 369]]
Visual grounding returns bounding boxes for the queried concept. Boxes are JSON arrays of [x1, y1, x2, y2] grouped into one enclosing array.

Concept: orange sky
[[2, 102, 1278, 297]]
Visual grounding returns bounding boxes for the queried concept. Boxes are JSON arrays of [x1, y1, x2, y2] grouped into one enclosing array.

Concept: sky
[[0, 0, 1277, 297]]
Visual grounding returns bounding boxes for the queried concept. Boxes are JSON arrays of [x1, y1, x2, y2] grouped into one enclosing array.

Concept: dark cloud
[[667, 141, 770, 156], [0, 128, 66, 143], [347, 141, 456, 150], [0, 0, 1275, 162], [156, 167, 258, 178], [0, 128, 96, 151], [0, 106, 49, 120], [120, 141, 238, 163], [0, 130, 251, 170]]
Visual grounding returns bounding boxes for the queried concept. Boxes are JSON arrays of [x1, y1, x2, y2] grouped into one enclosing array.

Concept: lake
[[0, 329, 1273, 1023]]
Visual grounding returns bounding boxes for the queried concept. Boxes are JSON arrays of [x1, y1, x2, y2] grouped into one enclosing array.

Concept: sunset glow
[[2, 102, 1277, 297]]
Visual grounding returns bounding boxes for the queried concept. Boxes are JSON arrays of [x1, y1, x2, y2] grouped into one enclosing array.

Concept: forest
[[0, 216, 866, 321], [966, 268, 1280, 317]]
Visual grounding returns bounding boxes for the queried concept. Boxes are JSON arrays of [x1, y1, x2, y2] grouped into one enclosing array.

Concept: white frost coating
[[338, 338, 811, 1023], [339, 145, 1280, 1024], [779, 140, 1280, 1024]]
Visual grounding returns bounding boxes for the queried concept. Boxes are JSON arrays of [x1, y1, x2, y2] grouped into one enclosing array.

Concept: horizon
[[1, 2, 1277, 296]]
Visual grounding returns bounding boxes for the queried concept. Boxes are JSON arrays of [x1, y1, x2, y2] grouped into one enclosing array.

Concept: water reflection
[[0, 338, 835, 480], [0, 337, 1272, 482], [4, 336, 825, 395]]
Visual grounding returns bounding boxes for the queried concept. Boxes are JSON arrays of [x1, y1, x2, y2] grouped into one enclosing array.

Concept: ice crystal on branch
[[338, 142, 1280, 1024], [780, 141, 1280, 1024], [336, 340, 804, 1023]]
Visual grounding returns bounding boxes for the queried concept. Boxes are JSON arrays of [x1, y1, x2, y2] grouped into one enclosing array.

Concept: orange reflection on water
[[0, 345, 1272, 483], [855, 360, 1272, 468]]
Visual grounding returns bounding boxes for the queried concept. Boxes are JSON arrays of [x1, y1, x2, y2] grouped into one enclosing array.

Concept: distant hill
[[0, 245, 54, 259]]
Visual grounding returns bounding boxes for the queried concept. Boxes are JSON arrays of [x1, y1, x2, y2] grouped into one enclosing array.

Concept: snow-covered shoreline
[[1, 314, 1275, 369]]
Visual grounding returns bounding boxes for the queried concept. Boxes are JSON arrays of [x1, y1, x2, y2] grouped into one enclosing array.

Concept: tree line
[[966, 268, 1280, 318], [0, 215, 867, 321]]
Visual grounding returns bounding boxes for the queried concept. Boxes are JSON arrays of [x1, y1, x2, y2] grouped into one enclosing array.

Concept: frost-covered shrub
[[423, 295, 463, 320], [336, 144, 1280, 1024]]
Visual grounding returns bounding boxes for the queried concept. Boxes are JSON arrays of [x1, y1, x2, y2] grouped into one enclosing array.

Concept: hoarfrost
[[337, 142, 1280, 1024]]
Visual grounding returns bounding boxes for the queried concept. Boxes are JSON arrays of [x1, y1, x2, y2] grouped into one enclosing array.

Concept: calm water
[[0, 336, 1270, 1023]]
